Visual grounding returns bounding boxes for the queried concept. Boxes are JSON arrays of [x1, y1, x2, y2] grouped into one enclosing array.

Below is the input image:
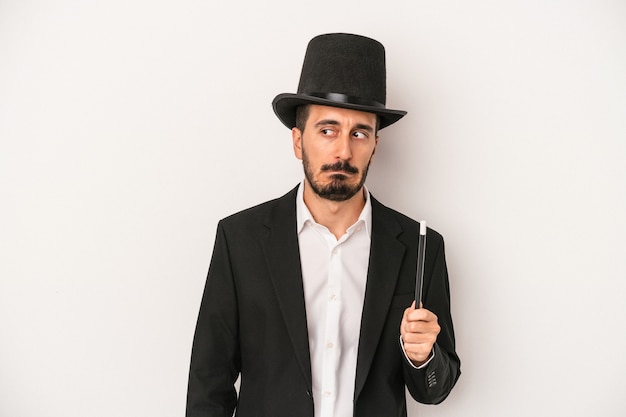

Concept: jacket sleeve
[[186, 221, 240, 417], [403, 234, 461, 404]]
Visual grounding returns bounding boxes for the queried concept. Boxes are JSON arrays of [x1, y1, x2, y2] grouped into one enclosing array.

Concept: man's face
[[292, 105, 379, 202]]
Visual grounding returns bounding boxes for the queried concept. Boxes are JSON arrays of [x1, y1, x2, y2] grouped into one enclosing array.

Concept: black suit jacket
[[187, 186, 460, 417]]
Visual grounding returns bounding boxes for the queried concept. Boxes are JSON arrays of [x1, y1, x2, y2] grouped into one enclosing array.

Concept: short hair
[[295, 105, 311, 132], [295, 104, 380, 134]]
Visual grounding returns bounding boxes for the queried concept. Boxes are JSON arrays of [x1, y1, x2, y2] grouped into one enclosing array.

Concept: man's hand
[[401, 301, 441, 366]]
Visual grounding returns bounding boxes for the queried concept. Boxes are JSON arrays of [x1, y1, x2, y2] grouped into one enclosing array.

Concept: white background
[[1, 1, 625, 416]]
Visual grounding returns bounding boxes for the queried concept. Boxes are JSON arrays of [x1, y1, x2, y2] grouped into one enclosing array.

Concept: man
[[187, 33, 460, 417]]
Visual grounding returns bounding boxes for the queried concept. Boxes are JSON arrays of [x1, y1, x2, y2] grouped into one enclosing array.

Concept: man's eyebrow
[[314, 120, 375, 132], [355, 123, 375, 133], [314, 119, 340, 127]]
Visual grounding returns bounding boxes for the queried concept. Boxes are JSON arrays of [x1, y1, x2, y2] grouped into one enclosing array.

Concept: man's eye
[[321, 128, 334, 135], [353, 131, 367, 139]]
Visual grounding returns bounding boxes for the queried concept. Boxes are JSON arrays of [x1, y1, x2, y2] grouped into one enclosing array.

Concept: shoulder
[[219, 185, 298, 230], [370, 195, 444, 243]]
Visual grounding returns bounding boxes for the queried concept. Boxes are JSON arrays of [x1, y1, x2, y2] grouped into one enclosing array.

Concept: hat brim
[[272, 93, 407, 130]]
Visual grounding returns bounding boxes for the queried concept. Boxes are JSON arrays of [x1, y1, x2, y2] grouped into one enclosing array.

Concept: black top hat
[[272, 33, 407, 130]]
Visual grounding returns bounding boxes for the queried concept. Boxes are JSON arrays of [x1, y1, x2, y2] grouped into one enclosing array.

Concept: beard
[[302, 151, 370, 202]]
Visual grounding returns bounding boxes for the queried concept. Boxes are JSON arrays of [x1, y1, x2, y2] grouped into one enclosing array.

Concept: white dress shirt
[[296, 182, 432, 416], [296, 182, 371, 417]]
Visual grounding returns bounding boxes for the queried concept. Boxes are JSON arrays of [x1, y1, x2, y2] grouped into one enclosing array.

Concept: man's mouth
[[321, 161, 359, 175]]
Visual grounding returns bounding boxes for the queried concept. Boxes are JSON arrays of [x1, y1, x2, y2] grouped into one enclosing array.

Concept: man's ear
[[370, 135, 380, 163], [292, 128, 303, 160]]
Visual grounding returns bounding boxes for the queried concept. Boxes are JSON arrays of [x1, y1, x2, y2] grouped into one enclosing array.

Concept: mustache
[[320, 161, 359, 174]]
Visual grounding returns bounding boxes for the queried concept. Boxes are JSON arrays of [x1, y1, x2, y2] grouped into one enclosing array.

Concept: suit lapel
[[260, 187, 313, 391], [354, 197, 406, 399]]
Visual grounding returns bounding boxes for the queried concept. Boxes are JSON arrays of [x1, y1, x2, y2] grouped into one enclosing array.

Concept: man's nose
[[335, 133, 352, 160]]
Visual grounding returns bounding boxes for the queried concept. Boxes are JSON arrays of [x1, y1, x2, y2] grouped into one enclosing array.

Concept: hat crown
[[297, 33, 387, 106], [271, 33, 406, 130]]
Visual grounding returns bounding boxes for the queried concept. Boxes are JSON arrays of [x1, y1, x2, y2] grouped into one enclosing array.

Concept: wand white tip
[[419, 220, 427, 235]]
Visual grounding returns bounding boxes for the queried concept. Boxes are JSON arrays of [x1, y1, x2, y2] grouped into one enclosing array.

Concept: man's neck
[[302, 181, 366, 240]]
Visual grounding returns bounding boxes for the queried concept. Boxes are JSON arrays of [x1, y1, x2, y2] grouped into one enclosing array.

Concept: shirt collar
[[296, 181, 372, 238]]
